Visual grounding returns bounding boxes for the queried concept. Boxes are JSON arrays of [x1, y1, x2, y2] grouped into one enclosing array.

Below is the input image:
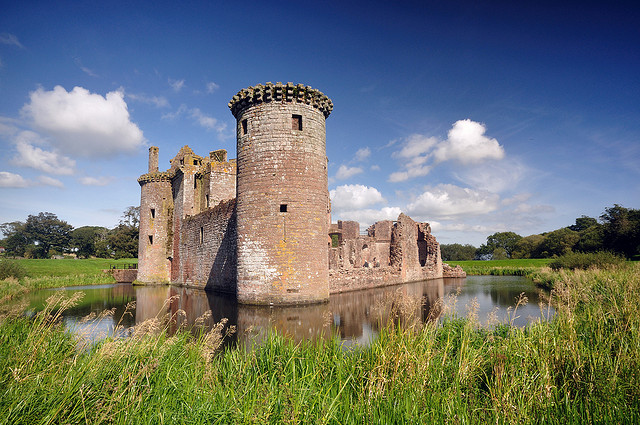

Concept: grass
[[0, 263, 639, 423], [0, 258, 137, 302], [447, 258, 553, 277]]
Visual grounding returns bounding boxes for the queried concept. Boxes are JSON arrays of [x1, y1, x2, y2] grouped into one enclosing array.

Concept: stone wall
[[178, 199, 237, 292]]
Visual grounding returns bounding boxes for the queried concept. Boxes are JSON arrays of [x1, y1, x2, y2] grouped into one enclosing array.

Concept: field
[[0, 263, 638, 423], [0, 258, 137, 302], [447, 258, 552, 276]]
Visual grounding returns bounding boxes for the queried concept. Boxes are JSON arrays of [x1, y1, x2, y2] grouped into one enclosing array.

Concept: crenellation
[[137, 82, 462, 304]]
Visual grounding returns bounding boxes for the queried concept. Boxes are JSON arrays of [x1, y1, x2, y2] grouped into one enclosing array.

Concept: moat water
[[18, 276, 553, 348]]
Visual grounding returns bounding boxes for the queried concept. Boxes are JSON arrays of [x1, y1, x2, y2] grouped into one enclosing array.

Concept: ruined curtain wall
[[177, 199, 237, 293]]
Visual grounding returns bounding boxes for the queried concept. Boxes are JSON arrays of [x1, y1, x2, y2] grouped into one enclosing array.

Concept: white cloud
[[79, 176, 113, 186], [433, 119, 504, 164], [206, 82, 219, 94], [406, 184, 500, 219], [190, 108, 227, 133], [454, 158, 526, 193], [355, 147, 371, 161], [38, 175, 64, 188], [370, 165, 380, 171], [332, 207, 403, 229], [21, 86, 144, 157], [389, 120, 504, 182], [335, 164, 363, 180], [12, 131, 75, 175], [0, 33, 24, 48], [169, 78, 185, 92], [330, 184, 386, 210], [127, 93, 169, 108], [0, 171, 28, 188]]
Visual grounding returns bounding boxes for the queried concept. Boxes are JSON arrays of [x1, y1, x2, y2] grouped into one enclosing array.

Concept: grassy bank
[[0, 258, 137, 302], [1, 263, 638, 423], [447, 258, 552, 277]]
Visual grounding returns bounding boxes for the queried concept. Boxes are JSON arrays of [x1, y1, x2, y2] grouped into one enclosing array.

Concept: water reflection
[[18, 276, 553, 347]]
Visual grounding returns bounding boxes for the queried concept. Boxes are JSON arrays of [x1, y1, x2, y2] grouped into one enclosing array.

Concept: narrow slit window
[[280, 204, 288, 213], [194, 178, 197, 189], [200, 227, 204, 244], [206, 194, 210, 208], [292, 114, 302, 131], [148, 235, 153, 245], [241, 119, 248, 135], [150, 208, 155, 219]]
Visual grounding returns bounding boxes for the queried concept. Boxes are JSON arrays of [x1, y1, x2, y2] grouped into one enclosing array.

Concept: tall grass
[[1, 263, 639, 423]]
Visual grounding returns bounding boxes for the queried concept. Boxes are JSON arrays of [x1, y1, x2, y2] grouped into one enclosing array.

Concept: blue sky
[[0, 0, 638, 246]]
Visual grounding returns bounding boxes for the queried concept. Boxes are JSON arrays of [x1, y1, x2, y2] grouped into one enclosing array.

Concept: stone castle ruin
[[137, 82, 464, 305]]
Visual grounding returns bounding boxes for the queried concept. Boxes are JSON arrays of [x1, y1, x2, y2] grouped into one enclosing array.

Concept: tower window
[[280, 204, 288, 213], [241, 119, 248, 135], [150, 208, 155, 219], [206, 194, 210, 208], [292, 114, 302, 131], [193, 159, 198, 166], [148, 235, 153, 245], [200, 227, 204, 244]]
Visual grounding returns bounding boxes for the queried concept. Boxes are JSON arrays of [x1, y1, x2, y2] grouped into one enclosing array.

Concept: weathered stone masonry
[[137, 82, 464, 305]]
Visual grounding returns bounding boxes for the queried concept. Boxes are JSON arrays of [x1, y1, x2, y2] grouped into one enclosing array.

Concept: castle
[[137, 83, 464, 305]]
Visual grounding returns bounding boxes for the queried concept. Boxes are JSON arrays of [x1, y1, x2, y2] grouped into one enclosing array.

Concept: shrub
[[548, 251, 625, 271], [0, 259, 28, 280]]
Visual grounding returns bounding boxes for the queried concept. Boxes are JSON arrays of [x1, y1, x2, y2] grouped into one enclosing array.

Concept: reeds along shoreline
[[0, 263, 639, 424]]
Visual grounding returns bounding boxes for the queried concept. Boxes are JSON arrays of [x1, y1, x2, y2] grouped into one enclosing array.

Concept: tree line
[[441, 205, 640, 261], [0, 207, 139, 259]]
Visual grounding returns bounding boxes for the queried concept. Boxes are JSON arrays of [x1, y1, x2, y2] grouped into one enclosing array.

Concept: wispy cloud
[[12, 131, 76, 175], [168, 78, 185, 92], [334, 164, 363, 180], [126, 92, 169, 108], [78, 176, 114, 186], [38, 175, 64, 188], [206, 82, 219, 94], [0, 33, 24, 49]]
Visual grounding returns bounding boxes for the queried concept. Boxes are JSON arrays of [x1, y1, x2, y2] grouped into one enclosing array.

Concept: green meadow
[[0, 258, 137, 302]]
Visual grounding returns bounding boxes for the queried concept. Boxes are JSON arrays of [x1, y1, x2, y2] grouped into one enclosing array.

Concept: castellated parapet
[[137, 83, 462, 306]]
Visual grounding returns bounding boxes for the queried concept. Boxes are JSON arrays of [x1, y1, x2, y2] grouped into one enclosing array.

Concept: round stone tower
[[137, 146, 173, 283], [229, 82, 333, 305]]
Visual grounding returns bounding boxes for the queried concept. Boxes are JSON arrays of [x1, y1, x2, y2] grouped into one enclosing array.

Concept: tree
[[0, 221, 28, 257], [479, 232, 523, 259], [23, 212, 73, 258], [440, 243, 477, 261], [512, 234, 545, 259], [70, 226, 109, 258], [537, 228, 580, 258], [106, 207, 140, 259], [600, 205, 640, 259], [569, 216, 598, 232]]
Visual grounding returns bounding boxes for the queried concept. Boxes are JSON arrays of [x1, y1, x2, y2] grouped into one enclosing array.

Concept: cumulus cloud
[[206, 82, 219, 94], [406, 184, 500, 219], [21, 86, 144, 157], [389, 120, 504, 182], [355, 147, 371, 161], [38, 175, 64, 188], [0, 33, 24, 48], [169, 78, 185, 92], [127, 93, 169, 108], [330, 184, 385, 210], [79, 176, 113, 186], [433, 119, 504, 164], [332, 207, 403, 229], [335, 165, 363, 180], [0, 171, 28, 188], [12, 131, 75, 175]]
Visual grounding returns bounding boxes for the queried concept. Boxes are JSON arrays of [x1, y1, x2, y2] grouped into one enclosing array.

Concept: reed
[[0, 263, 639, 423]]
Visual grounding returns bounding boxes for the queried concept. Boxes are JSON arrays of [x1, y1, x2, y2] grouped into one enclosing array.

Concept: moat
[[19, 276, 553, 348]]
